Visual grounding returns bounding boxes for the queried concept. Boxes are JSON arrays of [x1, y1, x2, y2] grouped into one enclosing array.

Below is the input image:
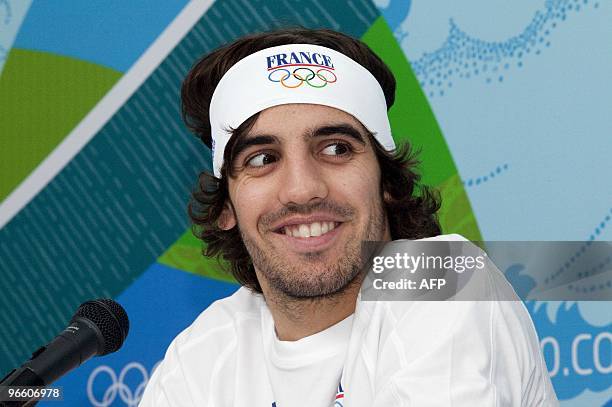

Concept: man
[[140, 28, 558, 406]]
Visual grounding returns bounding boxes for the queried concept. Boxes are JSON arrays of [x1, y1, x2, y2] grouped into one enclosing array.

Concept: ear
[[217, 201, 237, 230]]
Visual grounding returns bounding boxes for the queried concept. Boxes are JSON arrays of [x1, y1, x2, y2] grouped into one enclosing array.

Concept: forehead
[[247, 103, 368, 139]]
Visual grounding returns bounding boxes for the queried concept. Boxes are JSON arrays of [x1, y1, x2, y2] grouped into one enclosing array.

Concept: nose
[[277, 154, 329, 206]]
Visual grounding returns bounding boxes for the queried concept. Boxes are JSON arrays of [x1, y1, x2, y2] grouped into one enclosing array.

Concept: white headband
[[209, 43, 395, 177]]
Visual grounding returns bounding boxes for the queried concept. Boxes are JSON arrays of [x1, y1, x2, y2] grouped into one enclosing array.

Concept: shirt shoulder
[[354, 234, 558, 405], [352, 299, 558, 406], [139, 287, 264, 406], [180, 286, 263, 342]]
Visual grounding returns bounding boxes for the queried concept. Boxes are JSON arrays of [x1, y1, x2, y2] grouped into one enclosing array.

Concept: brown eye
[[321, 142, 351, 157], [246, 152, 277, 167]]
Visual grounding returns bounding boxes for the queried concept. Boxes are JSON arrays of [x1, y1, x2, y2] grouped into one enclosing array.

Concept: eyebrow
[[230, 122, 367, 164], [309, 124, 366, 145]]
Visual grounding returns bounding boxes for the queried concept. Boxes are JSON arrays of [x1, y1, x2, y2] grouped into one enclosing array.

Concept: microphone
[[0, 299, 129, 405]]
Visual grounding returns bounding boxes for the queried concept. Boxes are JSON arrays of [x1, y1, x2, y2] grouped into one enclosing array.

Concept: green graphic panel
[[362, 17, 455, 187], [159, 230, 236, 284], [363, 18, 481, 240], [437, 174, 481, 240], [0, 49, 122, 202]]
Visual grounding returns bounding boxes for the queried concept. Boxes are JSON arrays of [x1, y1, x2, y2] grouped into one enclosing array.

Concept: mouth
[[276, 221, 340, 238], [270, 217, 346, 253]]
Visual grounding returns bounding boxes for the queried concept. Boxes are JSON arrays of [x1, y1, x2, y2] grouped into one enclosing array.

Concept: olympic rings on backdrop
[[268, 67, 337, 88], [87, 362, 160, 407]]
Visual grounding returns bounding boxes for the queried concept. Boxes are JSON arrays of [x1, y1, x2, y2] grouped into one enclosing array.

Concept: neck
[[259, 275, 363, 341]]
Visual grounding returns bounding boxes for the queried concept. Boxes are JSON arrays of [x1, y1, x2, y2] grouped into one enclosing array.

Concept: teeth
[[310, 222, 322, 237], [285, 221, 337, 238], [298, 224, 310, 238]]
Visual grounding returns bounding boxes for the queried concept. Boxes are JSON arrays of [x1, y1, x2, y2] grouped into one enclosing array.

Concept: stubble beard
[[240, 198, 387, 301]]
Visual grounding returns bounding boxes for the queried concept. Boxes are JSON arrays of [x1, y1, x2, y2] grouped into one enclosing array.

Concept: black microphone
[[0, 299, 129, 406]]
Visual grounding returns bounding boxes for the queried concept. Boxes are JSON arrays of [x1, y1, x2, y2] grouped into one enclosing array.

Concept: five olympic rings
[[268, 67, 337, 88]]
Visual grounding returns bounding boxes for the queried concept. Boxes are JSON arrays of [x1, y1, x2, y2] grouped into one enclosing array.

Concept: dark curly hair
[[182, 28, 441, 293]]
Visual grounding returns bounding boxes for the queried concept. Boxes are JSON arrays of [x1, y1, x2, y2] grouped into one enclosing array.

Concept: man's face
[[221, 103, 391, 299]]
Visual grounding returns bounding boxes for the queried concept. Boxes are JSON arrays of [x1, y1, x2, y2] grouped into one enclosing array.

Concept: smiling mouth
[[276, 221, 341, 238]]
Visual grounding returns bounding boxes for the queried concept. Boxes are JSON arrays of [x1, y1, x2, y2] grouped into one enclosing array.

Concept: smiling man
[[139, 28, 558, 406]]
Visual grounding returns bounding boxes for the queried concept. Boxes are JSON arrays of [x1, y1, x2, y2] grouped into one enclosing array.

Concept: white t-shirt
[[139, 235, 558, 406]]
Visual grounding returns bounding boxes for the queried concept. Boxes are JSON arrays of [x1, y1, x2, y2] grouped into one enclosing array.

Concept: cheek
[[335, 162, 380, 194], [327, 160, 381, 205], [231, 180, 275, 228]]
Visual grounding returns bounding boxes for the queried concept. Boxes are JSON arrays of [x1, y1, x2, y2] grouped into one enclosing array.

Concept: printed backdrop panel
[[0, 0, 610, 406]]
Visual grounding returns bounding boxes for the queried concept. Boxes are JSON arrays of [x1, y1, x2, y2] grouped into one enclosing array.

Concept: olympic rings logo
[[268, 67, 337, 88], [87, 361, 160, 407]]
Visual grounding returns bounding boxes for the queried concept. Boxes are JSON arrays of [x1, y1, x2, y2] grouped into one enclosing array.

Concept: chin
[[271, 264, 362, 299]]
